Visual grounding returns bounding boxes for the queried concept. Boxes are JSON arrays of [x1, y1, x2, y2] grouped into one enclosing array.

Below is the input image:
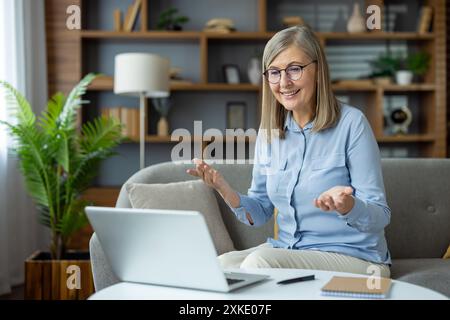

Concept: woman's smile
[[280, 88, 301, 98]]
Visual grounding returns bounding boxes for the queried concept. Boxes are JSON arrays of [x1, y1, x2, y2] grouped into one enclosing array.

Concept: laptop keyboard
[[226, 278, 245, 285]]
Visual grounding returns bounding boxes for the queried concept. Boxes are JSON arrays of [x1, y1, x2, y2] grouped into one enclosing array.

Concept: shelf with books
[[81, 30, 435, 42], [47, 0, 447, 167], [88, 77, 261, 92], [90, 77, 436, 93], [80, 30, 202, 40]]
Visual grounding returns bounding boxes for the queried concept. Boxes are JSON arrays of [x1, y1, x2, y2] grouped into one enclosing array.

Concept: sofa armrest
[[89, 233, 120, 291]]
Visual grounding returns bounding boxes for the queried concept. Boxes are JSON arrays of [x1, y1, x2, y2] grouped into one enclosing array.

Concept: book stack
[[114, 0, 142, 32], [321, 276, 392, 299], [417, 6, 433, 34], [101, 107, 140, 140]]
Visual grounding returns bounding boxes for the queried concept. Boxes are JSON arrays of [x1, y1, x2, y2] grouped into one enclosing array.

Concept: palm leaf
[[57, 199, 90, 238], [69, 149, 113, 193], [39, 92, 66, 134], [79, 116, 123, 153], [0, 80, 35, 127], [1, 118, 52, 208], [37, 206, 53, 229], [54, 130, 70, 172], [58, 73, 97, 130]]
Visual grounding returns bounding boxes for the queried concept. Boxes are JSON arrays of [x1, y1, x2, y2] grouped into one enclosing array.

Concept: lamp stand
[[139, 92, 146, 170]]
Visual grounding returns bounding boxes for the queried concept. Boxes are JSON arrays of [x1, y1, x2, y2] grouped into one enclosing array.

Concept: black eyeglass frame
[[263, 60, 317, 84]]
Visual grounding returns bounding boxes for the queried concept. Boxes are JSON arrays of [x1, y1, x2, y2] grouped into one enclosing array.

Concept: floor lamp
[[114, 53, 170, 170]]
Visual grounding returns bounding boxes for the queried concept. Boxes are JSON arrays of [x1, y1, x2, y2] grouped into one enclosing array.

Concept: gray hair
[[260, 25, 340, 141]]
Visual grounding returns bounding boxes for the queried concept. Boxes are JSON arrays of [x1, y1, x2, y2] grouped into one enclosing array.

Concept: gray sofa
[[89, 158, 450, 297]]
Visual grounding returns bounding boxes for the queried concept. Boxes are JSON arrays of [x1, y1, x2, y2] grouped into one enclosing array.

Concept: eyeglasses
[[263, 60, 317, 84]]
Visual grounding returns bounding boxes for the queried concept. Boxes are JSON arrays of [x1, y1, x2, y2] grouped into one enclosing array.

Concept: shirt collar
[[284, 111, 314, 132]]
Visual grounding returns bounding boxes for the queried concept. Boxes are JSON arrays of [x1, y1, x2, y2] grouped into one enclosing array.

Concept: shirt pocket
[[267, 158, 289, 196], [308, 153, 349, 197], [276, 158, 291, 196]]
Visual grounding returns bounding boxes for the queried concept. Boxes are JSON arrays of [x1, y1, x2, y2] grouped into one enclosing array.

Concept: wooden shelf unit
[[88, 77, 261, 91], [81, 30, 435, 41], [45, 0, 446, 249], [45, 0, 446, 158], [89, 77, 436, 93], [46, 4, 446, 150]]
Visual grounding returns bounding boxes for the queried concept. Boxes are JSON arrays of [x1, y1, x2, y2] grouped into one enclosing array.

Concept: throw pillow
[[125, 180, 235, 255]]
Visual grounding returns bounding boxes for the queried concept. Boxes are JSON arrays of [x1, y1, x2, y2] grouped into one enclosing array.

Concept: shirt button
[[426, 205, 436, 214]]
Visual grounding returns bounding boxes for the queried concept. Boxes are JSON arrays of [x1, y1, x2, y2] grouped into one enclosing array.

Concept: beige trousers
[[218, 243, 391, 278]]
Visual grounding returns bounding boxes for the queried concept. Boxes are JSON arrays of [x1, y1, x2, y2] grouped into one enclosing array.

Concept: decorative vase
[[157, 116, 169, 136], [347, 3, 366, 33], [395, 70, 413, 85], [247, 57, 262, 85]]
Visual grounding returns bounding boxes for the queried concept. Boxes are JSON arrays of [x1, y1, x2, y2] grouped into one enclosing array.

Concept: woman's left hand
[[314, 186, 355, 215]]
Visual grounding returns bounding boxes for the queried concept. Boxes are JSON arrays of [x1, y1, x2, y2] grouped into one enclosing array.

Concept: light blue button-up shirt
[[231, 104, 391, 265]]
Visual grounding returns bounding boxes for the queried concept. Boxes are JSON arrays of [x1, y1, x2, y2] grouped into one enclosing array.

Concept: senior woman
[[187, 25, 391, 278]]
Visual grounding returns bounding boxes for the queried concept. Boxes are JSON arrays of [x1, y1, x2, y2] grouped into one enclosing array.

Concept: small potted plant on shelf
[[405, 51, 431, 83], [369, 53, 400, 85], [156, 7, 189, 31], [394, 54, 414, 85], [394, 51, 431, 85], [0, 73, 123, 299]]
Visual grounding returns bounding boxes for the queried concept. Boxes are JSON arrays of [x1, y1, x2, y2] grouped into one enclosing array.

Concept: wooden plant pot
[[25, 251, 94, 300]]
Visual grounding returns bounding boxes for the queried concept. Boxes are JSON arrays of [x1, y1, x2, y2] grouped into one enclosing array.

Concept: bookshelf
[[45, 0, 446, 233]]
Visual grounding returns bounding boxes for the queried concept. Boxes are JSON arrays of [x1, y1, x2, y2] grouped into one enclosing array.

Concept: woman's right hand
[[186, 158, 228, 192], [186, 158, 254, 225]]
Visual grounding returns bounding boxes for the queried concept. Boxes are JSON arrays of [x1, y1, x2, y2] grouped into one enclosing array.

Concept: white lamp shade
[[114, 53, 170, 98]]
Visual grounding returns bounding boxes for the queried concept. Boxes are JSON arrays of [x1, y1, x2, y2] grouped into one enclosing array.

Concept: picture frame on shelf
[[226, 101, 247, 129], [223, 64, 241, 84]]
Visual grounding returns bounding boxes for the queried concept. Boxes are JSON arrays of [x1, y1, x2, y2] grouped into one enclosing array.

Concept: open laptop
[[85, 206, 269, 292]]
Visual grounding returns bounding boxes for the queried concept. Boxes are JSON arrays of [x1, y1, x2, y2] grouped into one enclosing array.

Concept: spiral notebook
[[321, 276, 392, 299]]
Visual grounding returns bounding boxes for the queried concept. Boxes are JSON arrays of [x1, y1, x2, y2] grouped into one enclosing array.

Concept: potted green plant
[[156, 7, 189, 31], [394, 54, 413, 85], [369, 53, 400, 85], [394, 51, 431, 85], [0, 73, 123, 299], [406, 51, 431, 83]]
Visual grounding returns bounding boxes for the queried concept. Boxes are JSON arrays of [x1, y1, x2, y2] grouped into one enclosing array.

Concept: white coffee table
[[89, 268, 447, 300]]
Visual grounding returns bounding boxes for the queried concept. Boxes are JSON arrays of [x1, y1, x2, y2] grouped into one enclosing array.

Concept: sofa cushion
[[115, 161, 273, 250], [125, 180, 236, 255], [391, 258, 450, 297], [382, 159, 450, 259]]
